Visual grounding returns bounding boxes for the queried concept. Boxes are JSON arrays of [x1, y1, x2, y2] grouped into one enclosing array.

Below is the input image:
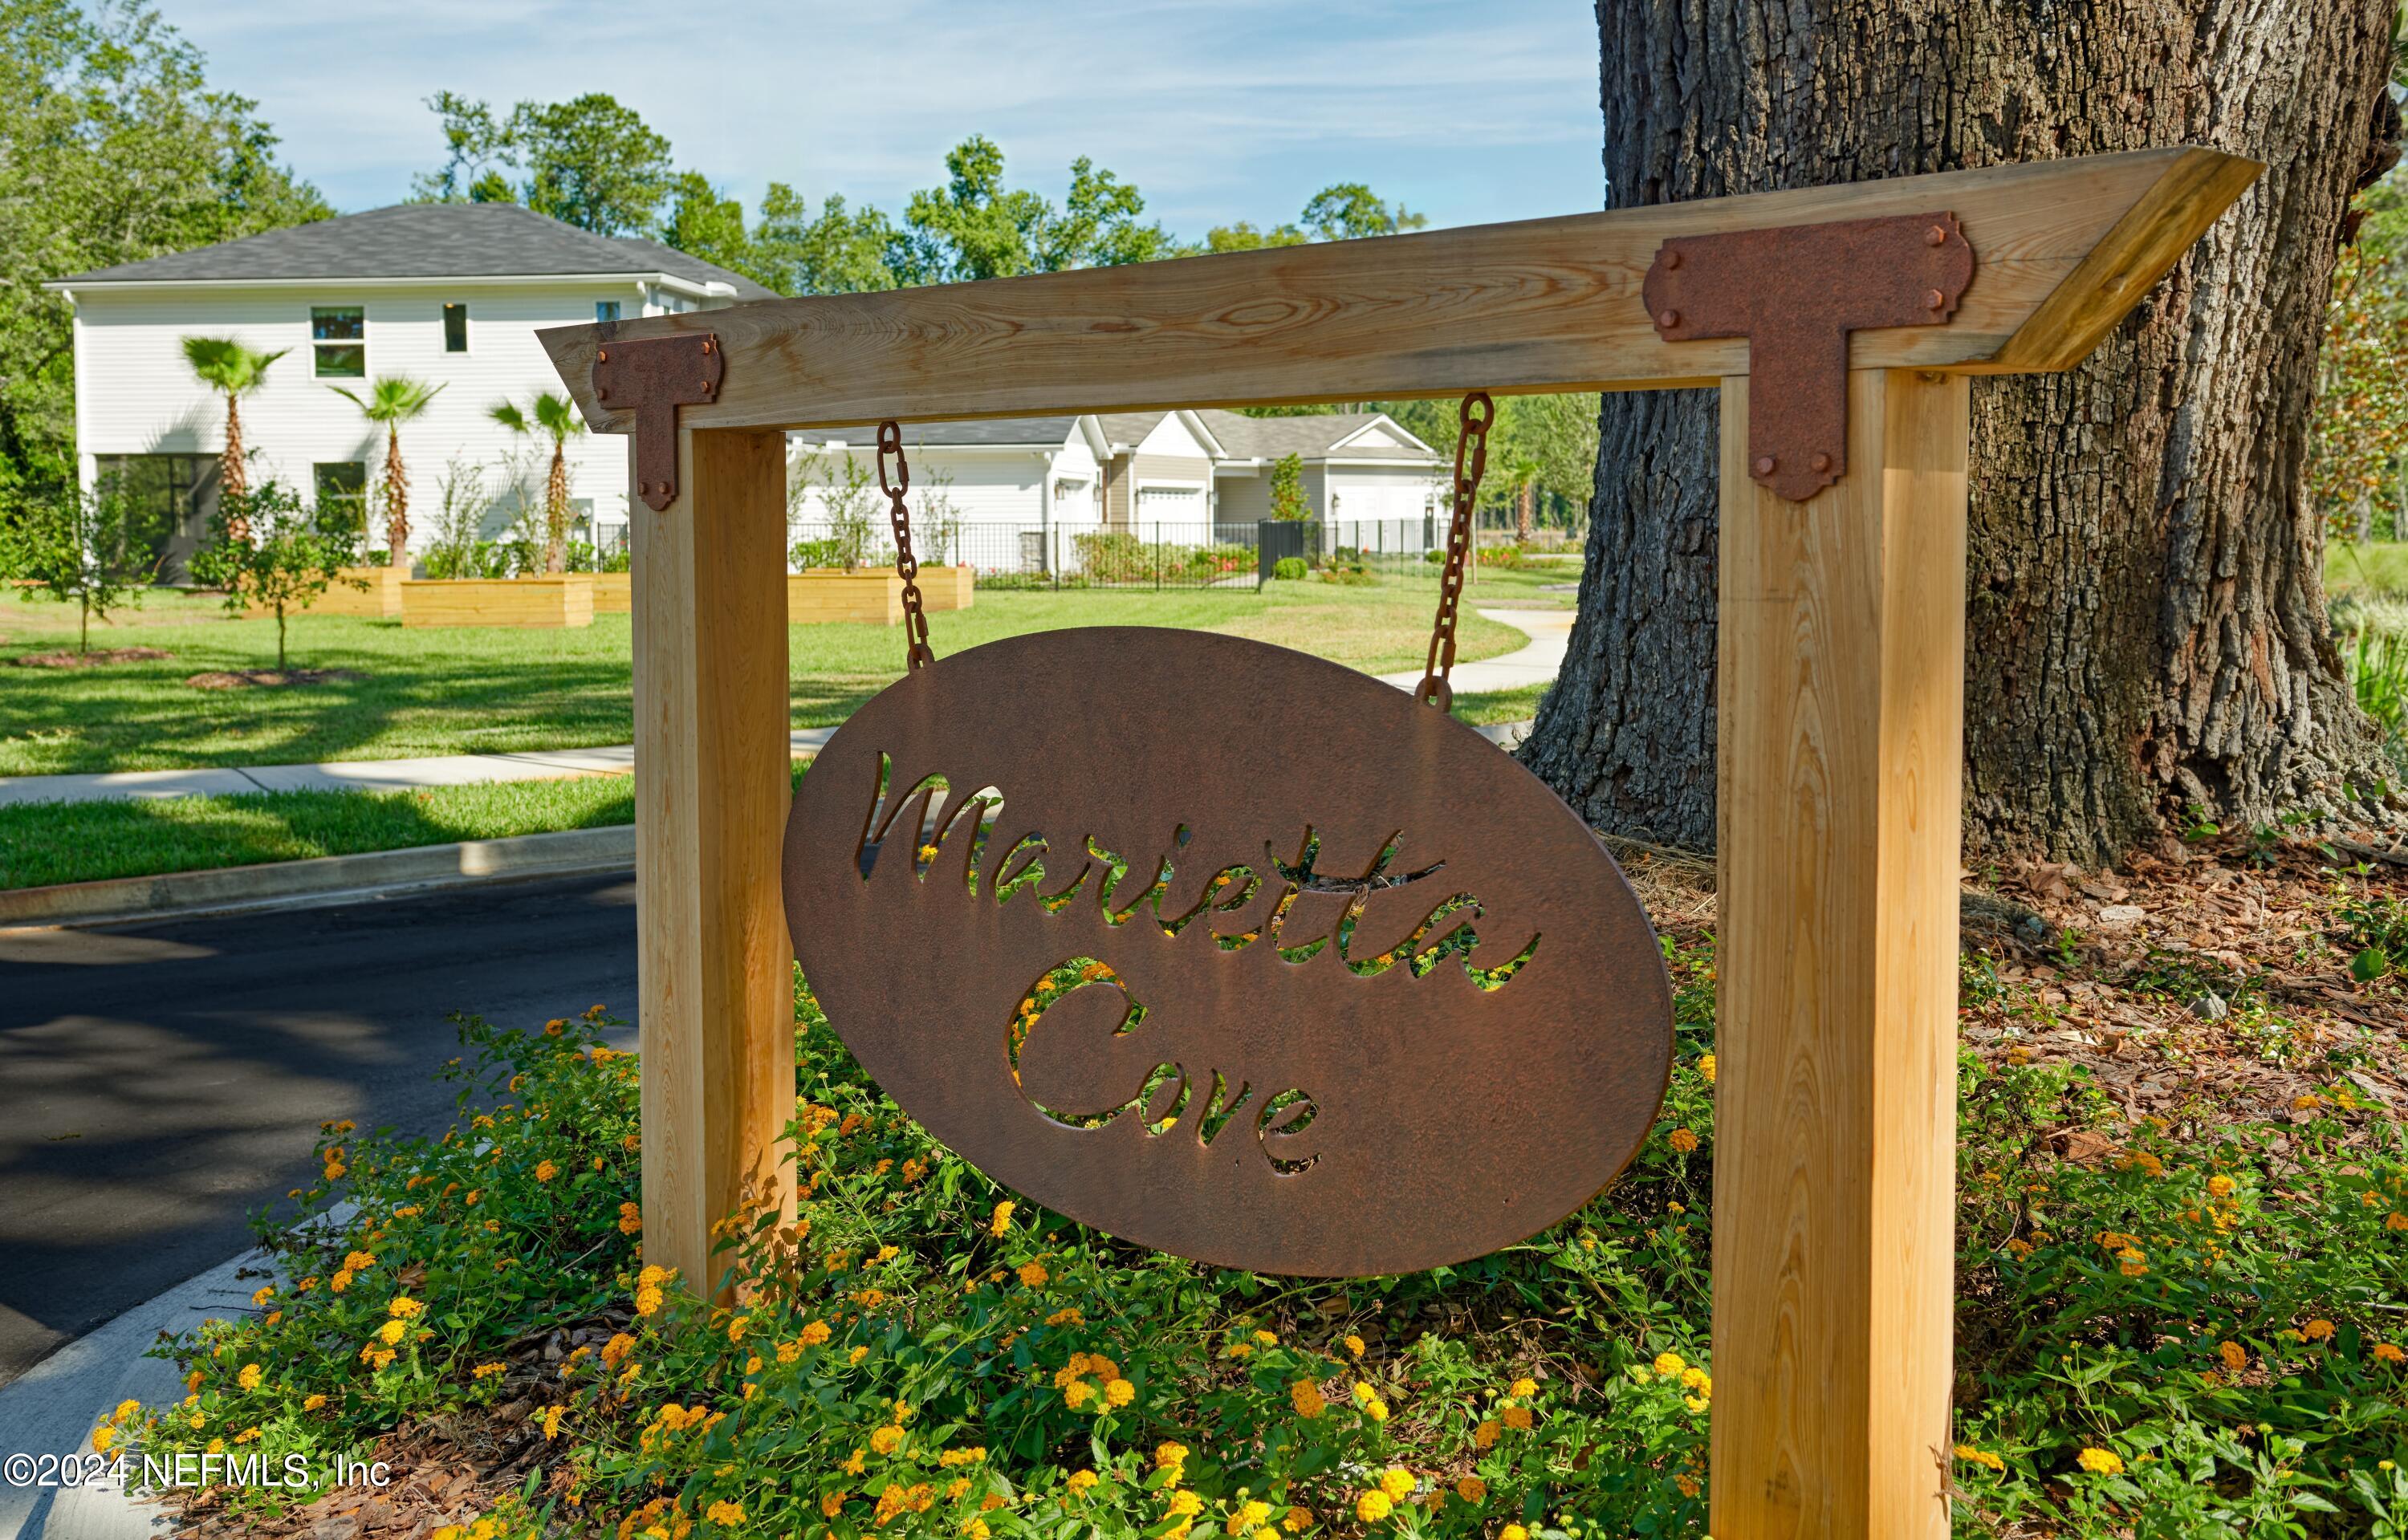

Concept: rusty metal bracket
[[592, 332, 723, 511], [1642, 213, 1975, 502]]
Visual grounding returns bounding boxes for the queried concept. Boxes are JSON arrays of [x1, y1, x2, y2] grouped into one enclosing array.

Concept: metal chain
[[1414, 391, 1496, 713], [876, 421, 936, 672]]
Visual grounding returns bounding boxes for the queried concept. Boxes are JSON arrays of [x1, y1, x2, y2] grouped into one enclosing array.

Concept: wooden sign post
[[543, 146, 2257, 1539]]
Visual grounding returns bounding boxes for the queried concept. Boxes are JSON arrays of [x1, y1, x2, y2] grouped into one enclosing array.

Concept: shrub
[[1272, 556, 1307, 581], [120, 947, 2407, 1538]]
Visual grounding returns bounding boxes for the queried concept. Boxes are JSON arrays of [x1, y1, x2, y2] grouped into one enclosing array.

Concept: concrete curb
[[0, 825, 635, 930], [0, 1207, 357, 1540]]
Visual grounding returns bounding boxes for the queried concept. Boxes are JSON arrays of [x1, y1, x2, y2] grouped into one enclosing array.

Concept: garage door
[[1136, 486, 1206, 522]]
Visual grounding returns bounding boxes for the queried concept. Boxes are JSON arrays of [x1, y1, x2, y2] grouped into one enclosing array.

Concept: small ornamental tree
[[1267, 452, 1312, 522], [0, 479, 162, 652], [490, 393, 585, 572], [189, 483, 362, 668]]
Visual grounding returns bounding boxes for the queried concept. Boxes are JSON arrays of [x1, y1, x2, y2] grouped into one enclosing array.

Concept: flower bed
[[120, 916, 2408, 1538]]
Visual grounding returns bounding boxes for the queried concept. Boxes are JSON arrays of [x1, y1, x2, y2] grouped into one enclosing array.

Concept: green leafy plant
[[0, 477, 164, 650], [791, 447, 879, 571], [188, 483, 362, 668], [1272, 555, 1307, 582], [2350, 624, 2408, 765], [1268, 453, 1312, 522], [2340, 893, 2408, 980]]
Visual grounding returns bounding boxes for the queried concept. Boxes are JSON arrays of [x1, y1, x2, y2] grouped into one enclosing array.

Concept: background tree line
[[409, 91, 1430, 292]]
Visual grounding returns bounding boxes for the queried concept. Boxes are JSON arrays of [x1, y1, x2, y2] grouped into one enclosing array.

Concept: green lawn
[[2328, 539, 2408, 599], [1, 577, 1546, 777], [0, 774, 638, 889], [1453, 681, 1550, 725]]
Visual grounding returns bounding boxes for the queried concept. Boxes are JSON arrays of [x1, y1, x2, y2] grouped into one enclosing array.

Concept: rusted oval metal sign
[[782, 628, 1673, 1277]]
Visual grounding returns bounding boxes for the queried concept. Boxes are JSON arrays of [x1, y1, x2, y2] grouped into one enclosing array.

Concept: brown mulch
[[1613, 825, 2407, 1136], [184, 668, 364, 691], [10, 647, 174, 668], [167, 1319, 624, 1539]]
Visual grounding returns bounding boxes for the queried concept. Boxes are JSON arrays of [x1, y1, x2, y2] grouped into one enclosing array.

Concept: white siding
[[67, 277, 706, 555], [1327, 465, 1442, 525], [1129, 413, 1212, 494]]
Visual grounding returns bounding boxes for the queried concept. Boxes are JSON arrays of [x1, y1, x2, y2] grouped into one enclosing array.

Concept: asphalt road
[[0, 872, 640, 1388]]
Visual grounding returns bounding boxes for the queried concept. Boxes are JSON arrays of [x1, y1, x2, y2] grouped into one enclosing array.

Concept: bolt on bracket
[[1642, 213, 1975, 502], [591, 332, 725, 512]]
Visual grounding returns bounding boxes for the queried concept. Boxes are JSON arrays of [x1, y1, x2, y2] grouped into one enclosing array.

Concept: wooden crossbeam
[[540, 147, 2254, 432]]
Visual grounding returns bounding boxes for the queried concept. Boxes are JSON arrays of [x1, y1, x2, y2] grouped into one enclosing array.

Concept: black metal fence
[[786, 518, 1473, 592]]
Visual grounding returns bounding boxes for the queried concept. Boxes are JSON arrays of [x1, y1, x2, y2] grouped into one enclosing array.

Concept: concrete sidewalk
[[0, 610, 1565, 811], [0, 729, 836, 810], [1373, 606, 1570, 695]]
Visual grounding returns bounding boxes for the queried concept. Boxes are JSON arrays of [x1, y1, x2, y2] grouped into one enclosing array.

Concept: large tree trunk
[[1522, 1, 2405, 865]]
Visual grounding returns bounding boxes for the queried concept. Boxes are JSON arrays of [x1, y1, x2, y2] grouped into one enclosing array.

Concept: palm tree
[[490, 393, 585, 573], [332, 376, 444, 567], [181, 336, 288, 537]]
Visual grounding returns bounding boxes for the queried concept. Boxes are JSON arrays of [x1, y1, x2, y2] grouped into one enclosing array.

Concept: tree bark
[[545, 445, 570, 574], [221, 392, 248, 542], [384, 421, 410, 568], [1523, 0, 2405, 865]]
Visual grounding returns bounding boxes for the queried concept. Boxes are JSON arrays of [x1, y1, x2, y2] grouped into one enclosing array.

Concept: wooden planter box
[[917, 564, 975, 612], [591, 571, 631, 613], [245, 566, 406, 620], [789, 571, 903, 625], [401, 574, 595, 628]]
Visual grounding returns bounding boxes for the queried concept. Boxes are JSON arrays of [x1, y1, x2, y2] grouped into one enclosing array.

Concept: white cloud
[[160, 0, 1603, 232]]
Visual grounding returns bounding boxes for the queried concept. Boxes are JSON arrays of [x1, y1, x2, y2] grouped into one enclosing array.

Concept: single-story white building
[[790, 408, 1446, 574], [47, 201, 774, 578]]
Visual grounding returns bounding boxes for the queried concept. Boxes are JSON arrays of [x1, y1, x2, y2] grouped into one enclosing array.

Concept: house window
[[92, 453, 217, 583], [315, 461, 368, 533], [596, 300, 621, 323], [311, 307, 364, 377], [442, 303, 468, 352]]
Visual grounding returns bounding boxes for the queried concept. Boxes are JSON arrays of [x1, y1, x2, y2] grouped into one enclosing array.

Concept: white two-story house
[[47, 201, 773, 578]]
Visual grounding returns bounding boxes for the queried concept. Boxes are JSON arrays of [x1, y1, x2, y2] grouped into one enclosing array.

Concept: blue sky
[[163, 1, 1605, 235]]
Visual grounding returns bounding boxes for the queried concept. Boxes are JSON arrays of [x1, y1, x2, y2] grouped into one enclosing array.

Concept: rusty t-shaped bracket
[[1642, 213, 1975, 502], [592, 333, 724, 511]]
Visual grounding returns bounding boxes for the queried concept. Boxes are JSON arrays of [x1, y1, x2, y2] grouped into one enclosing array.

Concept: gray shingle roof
[[1092, 412, 1169, 449], [1193, 410, 1436, 461], [53, 202, 779, 299], [788, 417, 1083, 449]]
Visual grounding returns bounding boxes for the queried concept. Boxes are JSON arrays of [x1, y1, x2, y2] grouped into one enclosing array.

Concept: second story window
[[596, 300, 621, 323], [442, 303, 468, 353], [311, 306, 364, 378]]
